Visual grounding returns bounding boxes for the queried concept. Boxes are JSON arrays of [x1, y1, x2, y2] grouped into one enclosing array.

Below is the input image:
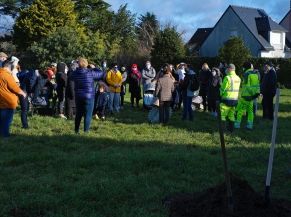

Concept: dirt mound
[[163, 176, 291, 217]]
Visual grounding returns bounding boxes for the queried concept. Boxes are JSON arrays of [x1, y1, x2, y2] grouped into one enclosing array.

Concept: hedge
[[174, 57, 291, 88]]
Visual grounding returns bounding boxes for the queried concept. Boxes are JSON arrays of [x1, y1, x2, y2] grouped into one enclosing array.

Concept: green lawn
[[0, 89, 291, 217]]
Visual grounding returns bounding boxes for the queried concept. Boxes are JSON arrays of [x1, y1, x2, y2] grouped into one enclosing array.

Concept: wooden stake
[[217, 102, 234, 212]]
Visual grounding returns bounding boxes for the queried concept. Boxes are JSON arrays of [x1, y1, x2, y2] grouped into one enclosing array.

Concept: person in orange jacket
[[0, 58, 27, 137]]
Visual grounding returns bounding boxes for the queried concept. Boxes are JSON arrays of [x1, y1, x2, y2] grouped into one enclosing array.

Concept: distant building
[[187, 28, 212, 55], [280, 1, 291, 55], [189, 5, 288, 58]]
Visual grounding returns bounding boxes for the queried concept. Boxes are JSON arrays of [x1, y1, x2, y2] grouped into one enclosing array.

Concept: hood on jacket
[[57, 62, 66, 73]]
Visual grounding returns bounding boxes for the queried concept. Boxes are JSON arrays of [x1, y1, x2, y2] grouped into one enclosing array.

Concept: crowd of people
[[0, 51, 278, 137]]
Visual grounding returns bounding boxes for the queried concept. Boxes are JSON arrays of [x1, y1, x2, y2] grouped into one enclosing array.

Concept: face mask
[[103, 63, 107, 68], [212, 71, 216, 76], [146, 64, 151, 69], [65, 68, 68, 74], [114, 67, 118, 71]]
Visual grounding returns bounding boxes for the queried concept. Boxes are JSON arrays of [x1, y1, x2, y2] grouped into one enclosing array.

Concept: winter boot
[[246, 122, 253, 130], [234, 121, 241, 129]]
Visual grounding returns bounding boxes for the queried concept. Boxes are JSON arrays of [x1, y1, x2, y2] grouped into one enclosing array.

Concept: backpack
[[188, 74, 199, 91]]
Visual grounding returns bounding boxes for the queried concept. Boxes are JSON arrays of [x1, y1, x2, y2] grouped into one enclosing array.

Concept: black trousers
[[131, 94, 140, 107], [208, 98, 217, 112], [159, 101, 171, 124], [19, 95, 29, 128], [262, 95, 274, 120]]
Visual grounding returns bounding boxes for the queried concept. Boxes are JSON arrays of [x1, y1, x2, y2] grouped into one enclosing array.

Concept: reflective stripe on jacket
[[220, 71, 241, 105]]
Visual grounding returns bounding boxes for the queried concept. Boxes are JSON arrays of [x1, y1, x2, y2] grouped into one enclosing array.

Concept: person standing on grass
[[0, 59, 27, 137], [128, 64, 142, 108], [71, 58, 104, 134], [235, 62, 260, 130], [208, 67, 222, 117], [181, 65, 199, 121], [106, 63, 122, 114], [142, 61, 156, 93], [199, 63, 212, 112], [219, 64, 241, 132], [261, 62, 277, 120], [65, 62, 78, 119], [120, 66, 127, 109], [56, 62, 68, 119], [155, 64, 175, 124]]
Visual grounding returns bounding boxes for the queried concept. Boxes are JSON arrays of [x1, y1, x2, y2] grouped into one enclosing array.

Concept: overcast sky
[[105, 0, 289, 41]]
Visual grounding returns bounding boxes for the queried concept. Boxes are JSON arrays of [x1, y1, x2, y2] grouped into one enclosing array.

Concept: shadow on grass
[[0, 134, 291, 217]]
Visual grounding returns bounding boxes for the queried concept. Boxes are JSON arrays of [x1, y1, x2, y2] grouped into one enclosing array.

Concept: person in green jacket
[[220, 64, 241, 132], [235, 62, 260, 130]]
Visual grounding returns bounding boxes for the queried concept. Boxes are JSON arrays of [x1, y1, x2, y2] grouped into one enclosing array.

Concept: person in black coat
[[199, 63, 211, 111], [65, 62, 77, 119], [56, 62, 68, 118], [261, 62, 277, 120], [128, 64, 142, 108], [207, 67, 222, 117]]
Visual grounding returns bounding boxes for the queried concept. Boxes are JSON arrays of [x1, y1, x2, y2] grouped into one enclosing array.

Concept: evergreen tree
[[137, 12, 159, 51], [218, 37, 251, 73], [28, 27, 107, 68], [13, 0, 81, 50], [151, 27, 185, 68], [74, 0, 113, 33]]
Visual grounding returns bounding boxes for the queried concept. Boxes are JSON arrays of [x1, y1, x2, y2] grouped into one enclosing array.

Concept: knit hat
[[227, 63, 236, 71]]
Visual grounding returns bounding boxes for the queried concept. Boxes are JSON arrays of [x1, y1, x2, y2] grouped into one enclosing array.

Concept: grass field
[[0, 89, 291, 217]]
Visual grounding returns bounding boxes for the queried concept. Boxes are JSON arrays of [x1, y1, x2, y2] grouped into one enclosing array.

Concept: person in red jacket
[[128, 64, 142, 108]]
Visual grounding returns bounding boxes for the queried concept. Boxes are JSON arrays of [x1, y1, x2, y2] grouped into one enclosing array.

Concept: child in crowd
[[94, 83, 109, 120]]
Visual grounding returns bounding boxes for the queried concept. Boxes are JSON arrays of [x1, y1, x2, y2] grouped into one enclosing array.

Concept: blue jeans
[[182, 95, 193, 120], [75, 98, 94, 133], [0, 109, 15, 137], [19, 95, 29, 128], [109, 92, 120, 113]]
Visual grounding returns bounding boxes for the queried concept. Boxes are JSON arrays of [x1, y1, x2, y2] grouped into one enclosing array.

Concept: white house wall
[[200, 7, 262, 57], [269, 31, 285, 50]]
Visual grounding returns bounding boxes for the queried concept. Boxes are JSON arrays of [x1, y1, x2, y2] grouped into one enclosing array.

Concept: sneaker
[[101, 116, 105, 121], [59, 114, 67, 119], [94, 114, 100, 120]]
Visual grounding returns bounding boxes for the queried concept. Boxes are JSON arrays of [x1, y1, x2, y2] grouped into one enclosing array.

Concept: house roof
[[280, 10, 291, 24], [187, 28, 213, 48], [230, 5, 287, 50], [256, 16, 287, 32]]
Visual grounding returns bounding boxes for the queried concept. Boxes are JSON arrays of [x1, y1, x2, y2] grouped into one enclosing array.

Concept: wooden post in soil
[[265, 88, 280, 205], [217, 102, 234, 213]]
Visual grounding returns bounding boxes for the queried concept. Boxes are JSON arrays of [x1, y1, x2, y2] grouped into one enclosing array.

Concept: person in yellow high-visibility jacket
[[220, 64, 241, 132], [235, 62, 260, 130]]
